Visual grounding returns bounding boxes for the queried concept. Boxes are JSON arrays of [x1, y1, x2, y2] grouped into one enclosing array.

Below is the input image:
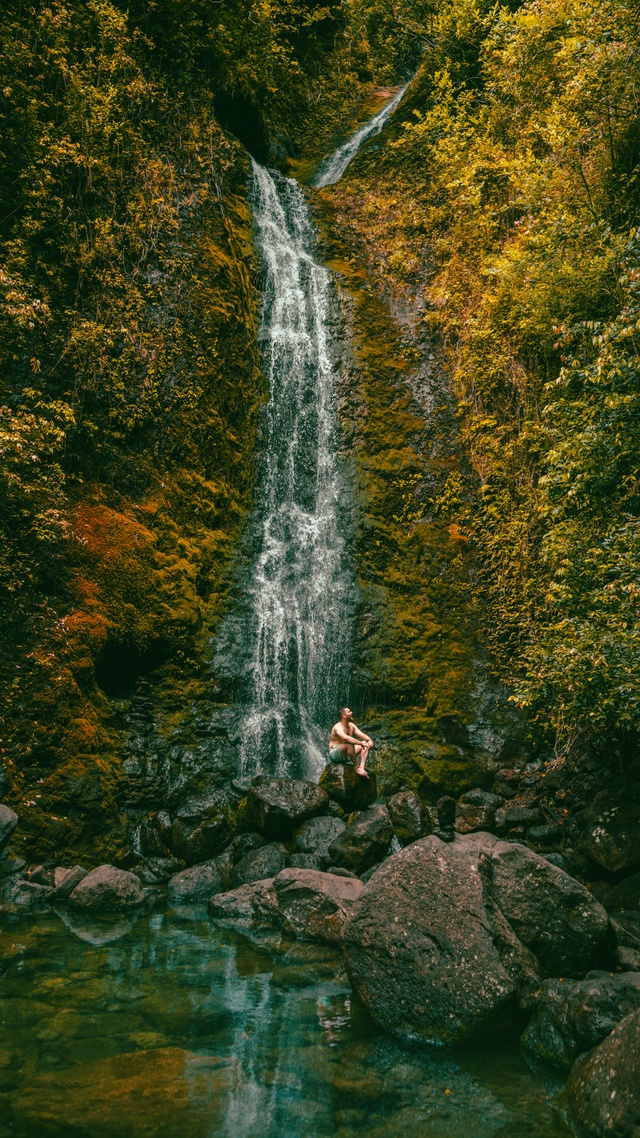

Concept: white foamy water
[[237, 161, 353, 779], [313, 85, 408, 188]]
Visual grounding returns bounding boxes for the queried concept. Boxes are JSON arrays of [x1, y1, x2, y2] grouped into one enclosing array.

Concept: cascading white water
[[313, 85, 408, 188], [237, 161, 353, 780]]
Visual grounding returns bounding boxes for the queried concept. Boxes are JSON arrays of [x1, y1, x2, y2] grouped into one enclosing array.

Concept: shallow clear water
[[0, 909, 571, 1138]]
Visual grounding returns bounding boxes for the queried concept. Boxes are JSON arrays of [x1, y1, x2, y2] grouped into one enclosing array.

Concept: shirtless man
[[328, 707, 373, 777]]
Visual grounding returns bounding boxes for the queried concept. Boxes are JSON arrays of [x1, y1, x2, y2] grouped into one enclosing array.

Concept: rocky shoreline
[[2, 763, 640, 1136]]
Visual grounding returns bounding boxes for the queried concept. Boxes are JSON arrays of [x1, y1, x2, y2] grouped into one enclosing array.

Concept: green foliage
[[327, 0, 640, 753]]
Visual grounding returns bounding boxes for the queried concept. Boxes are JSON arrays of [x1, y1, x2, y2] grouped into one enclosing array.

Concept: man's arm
[[351, 723, 373, 746]]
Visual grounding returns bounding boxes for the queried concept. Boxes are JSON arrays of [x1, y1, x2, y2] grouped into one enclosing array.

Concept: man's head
[[339, 706, 352, 722]]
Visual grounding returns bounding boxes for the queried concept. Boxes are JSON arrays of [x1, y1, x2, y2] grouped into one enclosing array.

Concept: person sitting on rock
[[328, 707, 373, 778]]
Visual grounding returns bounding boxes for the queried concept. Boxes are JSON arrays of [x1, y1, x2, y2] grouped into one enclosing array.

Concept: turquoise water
[[0, 908, 571, 1138]]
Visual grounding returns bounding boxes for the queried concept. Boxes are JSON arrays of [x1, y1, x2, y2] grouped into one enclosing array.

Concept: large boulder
[[168, 855, 233, 906], [386, 790, 431, 846], [521, 971, 640, 1071], [292, 815, 346, 861], [472, 834, 610, 975], [0, 804, 18, 855], [319, 764, 376, 812], [578, 800, 640, 875], [238, 777, 328, 840], [231, 842, 289, 887], [342, 835, 527, 1044], [326, 805, 393, 874], [567, 1008, 640, 1137], [273, 868, 363, 944], [69, 865, 145, 912]]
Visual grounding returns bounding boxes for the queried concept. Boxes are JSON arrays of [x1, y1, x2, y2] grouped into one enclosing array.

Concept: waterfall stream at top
[[215, 88, 408, 782]]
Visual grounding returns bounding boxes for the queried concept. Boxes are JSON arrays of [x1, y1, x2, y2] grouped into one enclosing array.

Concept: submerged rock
[[319, 764, 376, 812], [521, 971, 640, 1071], [238, 777, 328, 840], [69, 865, 145, 912], [231, 842, 289, 887], [567, 1007, 640, 1138], [326, 805, 393, 875], [10, 1047, 235, 1137], [0, 804, 18, 855]]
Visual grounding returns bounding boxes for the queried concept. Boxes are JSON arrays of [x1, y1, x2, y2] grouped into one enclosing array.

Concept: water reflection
[[0, 909, 570, 1138]]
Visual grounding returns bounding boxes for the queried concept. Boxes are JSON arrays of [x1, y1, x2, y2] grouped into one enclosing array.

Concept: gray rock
[[289, 853, 323, 870], [54, 865, 88, 900], [578, 801, 640, 875], [386, 790, 431, 846], [567, 1007, 640, 1137], [479, 836, 610, 975], [229, 832, 265, 863], [327, 866, 360, 879], [521, 971, 640, 1071], [541, 852, 568, 870], [502, 805, 542, 829], [209, 868, 363, 945], [273, 868, 363, 944], [601, 872, 640, 913], [614, 946, 640, 972], [238, 777, 328, 840], [170, 809, 233, 867], [208, 878, 279, 924], [134, 819, 169, 859], [231, 842, 289, 887], [168, 856, 233, 905], [326, 805, 393, 874], [135, 857, 183, 886], [0, 856, 25, 881], [292, 815, 346, 860], [319, 764, 377, 812], [437, 795, 456, 829], [360, 863, 383, 883], [528, 822, 561, 846], [611, 913, 640, 951], [461, 789, 503, 809], [455, 803, 495, 835], [341, 835, 523, 1044], [69, 865, 145, 912], [0, 804, 18, 855], [6, 880, 54, 911], [0, 767, 7, 797]]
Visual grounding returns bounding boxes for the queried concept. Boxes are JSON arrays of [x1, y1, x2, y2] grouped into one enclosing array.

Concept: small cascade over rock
[[313, 85, 408, 188]]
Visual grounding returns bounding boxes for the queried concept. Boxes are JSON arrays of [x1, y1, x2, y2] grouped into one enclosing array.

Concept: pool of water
[[0, 907, 572, 1138]]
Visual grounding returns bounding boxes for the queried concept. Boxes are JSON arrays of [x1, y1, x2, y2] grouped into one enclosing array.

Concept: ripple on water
[[0, 909, 571, 1138]]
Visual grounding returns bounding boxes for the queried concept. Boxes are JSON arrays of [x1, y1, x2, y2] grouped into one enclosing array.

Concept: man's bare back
[[328, 707, 373, 777]]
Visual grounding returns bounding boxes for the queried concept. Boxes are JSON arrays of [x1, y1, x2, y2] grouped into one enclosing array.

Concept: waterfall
[[313, 85, 408, 188], [235, 161, 353, 781]]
